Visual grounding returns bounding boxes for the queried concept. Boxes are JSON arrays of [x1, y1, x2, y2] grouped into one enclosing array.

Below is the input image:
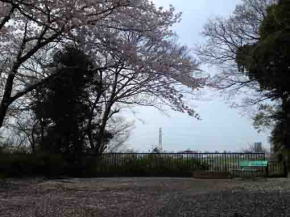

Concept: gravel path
[[0, 178, 290, 217], [158, 190, 290, 217]]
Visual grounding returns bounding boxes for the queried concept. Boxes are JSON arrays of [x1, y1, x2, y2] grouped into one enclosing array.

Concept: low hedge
[[0, 153, 209, 178], [94, 154, 209, 177], [0, 153, 66, 178]]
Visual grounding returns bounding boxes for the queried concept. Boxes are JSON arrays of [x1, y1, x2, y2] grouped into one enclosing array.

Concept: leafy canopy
[[236, 0, 290, 97], [33, 46, 101, 155]]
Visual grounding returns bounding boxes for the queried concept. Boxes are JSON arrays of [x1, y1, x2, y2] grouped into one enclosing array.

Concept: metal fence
[[93, 152, 286, 177], [99, 152, 266, 169]]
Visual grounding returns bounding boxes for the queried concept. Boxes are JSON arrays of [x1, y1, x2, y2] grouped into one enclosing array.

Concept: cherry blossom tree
[[89, 40, 201, 153], [73, 12, 202, 153], [0, 0, 137, 127], [0, 0, 203, 153]]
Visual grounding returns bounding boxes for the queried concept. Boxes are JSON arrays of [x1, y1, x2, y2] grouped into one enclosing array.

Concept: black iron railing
[[93, 152, 274, 177]]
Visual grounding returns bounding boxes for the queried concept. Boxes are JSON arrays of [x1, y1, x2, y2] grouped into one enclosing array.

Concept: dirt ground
[[1, 177, 290, 217]]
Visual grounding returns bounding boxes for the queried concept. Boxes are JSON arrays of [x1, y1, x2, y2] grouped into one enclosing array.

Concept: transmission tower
[[158, 128, 163, 151]]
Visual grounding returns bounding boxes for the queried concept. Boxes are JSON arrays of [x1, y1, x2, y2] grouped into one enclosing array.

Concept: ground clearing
[[1, 177, 290, 217]]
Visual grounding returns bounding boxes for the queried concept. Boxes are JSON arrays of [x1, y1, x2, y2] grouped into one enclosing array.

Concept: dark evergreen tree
[[236, 0, 290, 97], [32, 46, 97, 158], [236, 0, 290, 165]]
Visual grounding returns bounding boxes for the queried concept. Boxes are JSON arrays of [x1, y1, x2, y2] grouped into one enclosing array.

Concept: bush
[[0, 153, 209, 178], [0, 152, 102, 178], [0, 153, 66, 178], [64, 156, 99, 177], [94, 154, 209, 177]]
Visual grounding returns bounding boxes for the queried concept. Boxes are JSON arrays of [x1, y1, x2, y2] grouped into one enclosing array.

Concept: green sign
[[240, 160, 268, 167]]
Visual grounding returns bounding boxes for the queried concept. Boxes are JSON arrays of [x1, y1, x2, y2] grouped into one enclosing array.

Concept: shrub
[[0, 153, 209, 178], [94, 154, 209, 177], [0, 153, 66, 178]]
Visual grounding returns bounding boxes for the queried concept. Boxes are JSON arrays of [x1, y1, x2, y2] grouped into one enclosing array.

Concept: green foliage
[[236, 1, 290, 91], [237, 31, 290, 94], [253, 104, 277, 132], [0, 152, 102, 178], [270, 108, 290, 152], [32, 46, 98, 157], [0, 153, 66, 177], [236, 0, 290, 153], [94, 154, 209, 177], [236, 1, 290, 94], [260, 1, 290, 39], [0, 153, 209, 178]]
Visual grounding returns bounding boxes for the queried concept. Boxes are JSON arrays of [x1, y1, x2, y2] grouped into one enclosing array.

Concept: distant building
[[177, 150, 198, 154], [177, 150, 198, 158]]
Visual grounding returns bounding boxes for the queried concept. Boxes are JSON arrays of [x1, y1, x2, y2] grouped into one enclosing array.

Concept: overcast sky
[[124, 0, 270, 153]]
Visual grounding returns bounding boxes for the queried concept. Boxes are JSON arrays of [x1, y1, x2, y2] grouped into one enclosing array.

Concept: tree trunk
[[86, 93, 102, 151], [96, 103, 112, 155], [281, 96, 290, 176], [0, 102, 9, 128], [30, 124, 36, 154], [0, 71, 17, 128], [97, 116, 109, 154]]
